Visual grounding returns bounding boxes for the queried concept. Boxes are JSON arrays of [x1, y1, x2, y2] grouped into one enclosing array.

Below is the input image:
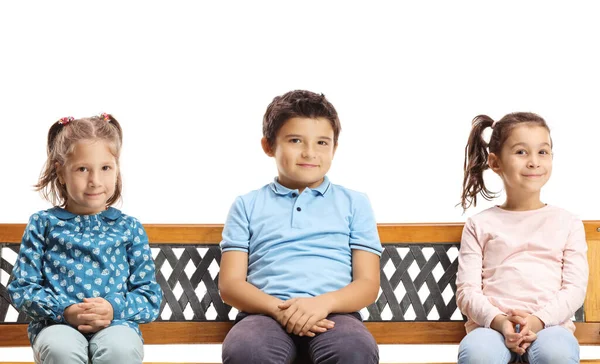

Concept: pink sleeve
[[456, 218, 504, 328], [533, 218, 589, 327]]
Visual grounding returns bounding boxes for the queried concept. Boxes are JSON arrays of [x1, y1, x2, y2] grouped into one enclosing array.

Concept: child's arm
[[219, 196, 282, 315], [456, 218, 505, 328], [278, 249, 380, 335], [532, 218, 589, 327], [278, 192, 381, 335], [103, 218, 162, 323], [220, 197, 334, 336], [7, 214, 71, 323], [219, 250, 283, 315]]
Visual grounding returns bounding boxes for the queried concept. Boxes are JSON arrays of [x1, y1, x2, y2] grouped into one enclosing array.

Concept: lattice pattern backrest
[[0, 243, 585, 323]]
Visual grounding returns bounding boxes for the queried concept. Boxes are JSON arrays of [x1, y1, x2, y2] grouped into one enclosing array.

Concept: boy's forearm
[[318, 278, 379, 314], [220, 280, 282, 316]]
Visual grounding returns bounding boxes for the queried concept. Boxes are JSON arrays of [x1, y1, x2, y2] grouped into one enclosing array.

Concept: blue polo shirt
[[220, 176, 382, 300]]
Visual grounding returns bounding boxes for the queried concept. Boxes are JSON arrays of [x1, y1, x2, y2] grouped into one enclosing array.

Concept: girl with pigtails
[[456, 113, 588, 364], [8, 114, 162, 364]]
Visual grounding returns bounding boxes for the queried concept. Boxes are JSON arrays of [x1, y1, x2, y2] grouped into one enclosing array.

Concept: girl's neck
[[500, 189, 545, 211]]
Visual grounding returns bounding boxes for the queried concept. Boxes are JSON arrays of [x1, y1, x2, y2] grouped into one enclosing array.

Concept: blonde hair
[[36, 114, 124, 207]]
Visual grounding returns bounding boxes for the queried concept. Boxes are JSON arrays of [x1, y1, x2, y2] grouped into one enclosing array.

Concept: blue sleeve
[[220, 196, 251, 253], [105, 219, 162, 323], [349, 193, 382, 256], [7, 214, 69, 323]]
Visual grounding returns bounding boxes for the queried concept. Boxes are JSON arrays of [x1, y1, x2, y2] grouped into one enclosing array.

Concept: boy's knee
[[223, 336, 295, 364], [311, 320, 378, 364], [330, 336, 378, 364]]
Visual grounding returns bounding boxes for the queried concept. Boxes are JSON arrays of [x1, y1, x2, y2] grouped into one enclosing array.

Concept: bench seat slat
[[2, 321, 600, 347]]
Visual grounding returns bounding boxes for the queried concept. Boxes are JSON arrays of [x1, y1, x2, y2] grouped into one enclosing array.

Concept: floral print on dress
[[7, 207, 162, 344]]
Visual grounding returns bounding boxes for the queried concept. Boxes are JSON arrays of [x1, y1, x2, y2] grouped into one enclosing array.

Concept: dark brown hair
[[460, 112, 550, 210], [263, 90, 341, 148], [36, 114, 124, 208]]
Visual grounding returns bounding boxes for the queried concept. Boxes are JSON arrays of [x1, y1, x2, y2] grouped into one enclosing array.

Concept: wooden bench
[[1, 222, 599, 364]]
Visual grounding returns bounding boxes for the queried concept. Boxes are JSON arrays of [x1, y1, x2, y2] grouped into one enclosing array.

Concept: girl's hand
[[277, 297, 331, 336], [508, 310, 543, 350], [64, 303, 87, 327], [519, 329, 538, 351], [492, 314, 525, 355], [76, 297, 114, 333]]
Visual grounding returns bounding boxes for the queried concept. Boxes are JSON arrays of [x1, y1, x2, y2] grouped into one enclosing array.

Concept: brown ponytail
[[461, 115, 496, 210]]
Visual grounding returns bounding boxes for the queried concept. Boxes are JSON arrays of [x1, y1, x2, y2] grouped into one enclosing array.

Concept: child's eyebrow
[[283, 134, 332, 141], [510, 142, 551, 148]]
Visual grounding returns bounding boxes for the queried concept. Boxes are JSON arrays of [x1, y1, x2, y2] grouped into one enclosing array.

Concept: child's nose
[[301, 145, 316, 158], [88, 171, 101, 186], [527, 156, 540, 168]]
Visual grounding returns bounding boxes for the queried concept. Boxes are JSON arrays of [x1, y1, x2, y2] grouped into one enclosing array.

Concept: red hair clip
[[58, 116, 74, 125], [100, 113, 111, 122]]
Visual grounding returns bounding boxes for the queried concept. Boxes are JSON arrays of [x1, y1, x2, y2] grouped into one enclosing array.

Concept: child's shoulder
[[467, 204, 581, 227], [27, 207, 141, 226], [327, 181, 369, 198], [235, 179, 371, 204]]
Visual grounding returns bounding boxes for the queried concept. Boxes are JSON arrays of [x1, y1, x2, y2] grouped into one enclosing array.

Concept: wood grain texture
[[586, 239, 600, 322], [2, 321, 600, 347], [2, 221, 599, 244]]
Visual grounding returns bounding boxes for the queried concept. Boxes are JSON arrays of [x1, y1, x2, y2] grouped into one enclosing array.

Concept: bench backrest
[[1, 222, 599, 346]]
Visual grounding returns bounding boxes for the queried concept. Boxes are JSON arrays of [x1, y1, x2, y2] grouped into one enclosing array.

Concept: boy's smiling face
[[262, 117, 336, 192]]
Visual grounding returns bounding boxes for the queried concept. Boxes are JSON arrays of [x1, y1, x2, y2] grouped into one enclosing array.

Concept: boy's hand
[[272, 305, 334, 337], [76, 297, 114, 333], [277, 297, 331, 336]]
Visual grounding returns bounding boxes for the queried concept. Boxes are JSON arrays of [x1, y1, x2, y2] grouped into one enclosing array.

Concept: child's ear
[[488, 153, 501, 174], [261, 137, 275, 157], [54, 162, 64, 184]]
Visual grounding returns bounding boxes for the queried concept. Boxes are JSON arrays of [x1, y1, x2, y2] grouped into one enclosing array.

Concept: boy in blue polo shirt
[[219, 90, 382, 364]]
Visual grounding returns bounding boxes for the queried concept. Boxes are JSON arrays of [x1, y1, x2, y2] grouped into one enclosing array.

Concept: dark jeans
[[222, 313, 378, 364]]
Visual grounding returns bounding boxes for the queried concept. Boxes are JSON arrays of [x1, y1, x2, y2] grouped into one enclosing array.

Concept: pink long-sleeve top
[[456, 205, 588, 333]]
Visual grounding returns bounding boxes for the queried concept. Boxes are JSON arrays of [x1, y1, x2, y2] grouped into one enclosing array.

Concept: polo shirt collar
[[269, 176, 331, 196]]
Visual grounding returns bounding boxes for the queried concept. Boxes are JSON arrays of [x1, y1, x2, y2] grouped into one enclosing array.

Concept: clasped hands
[[495, 309, 544, 356], [272, 296, 334, 338], [63, 297, 114, 334]]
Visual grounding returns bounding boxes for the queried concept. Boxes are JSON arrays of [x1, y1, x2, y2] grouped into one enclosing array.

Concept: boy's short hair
[[262, 90, 341, 148]]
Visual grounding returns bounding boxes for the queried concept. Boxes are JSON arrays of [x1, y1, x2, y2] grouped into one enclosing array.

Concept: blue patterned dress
[[7, 207, 162, 345]]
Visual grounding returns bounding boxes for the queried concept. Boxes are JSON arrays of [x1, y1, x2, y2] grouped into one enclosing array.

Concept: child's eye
[[289, 138, 301, 144], [318, 141, 328, 146], [77, 167, 88, 172], [515, 150, 527, 155], [102, 165, 112, 171], [539, 150, 550, 155]]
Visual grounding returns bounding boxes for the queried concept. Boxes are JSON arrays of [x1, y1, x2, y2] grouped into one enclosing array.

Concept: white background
[[1, 1, 599, 362]]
